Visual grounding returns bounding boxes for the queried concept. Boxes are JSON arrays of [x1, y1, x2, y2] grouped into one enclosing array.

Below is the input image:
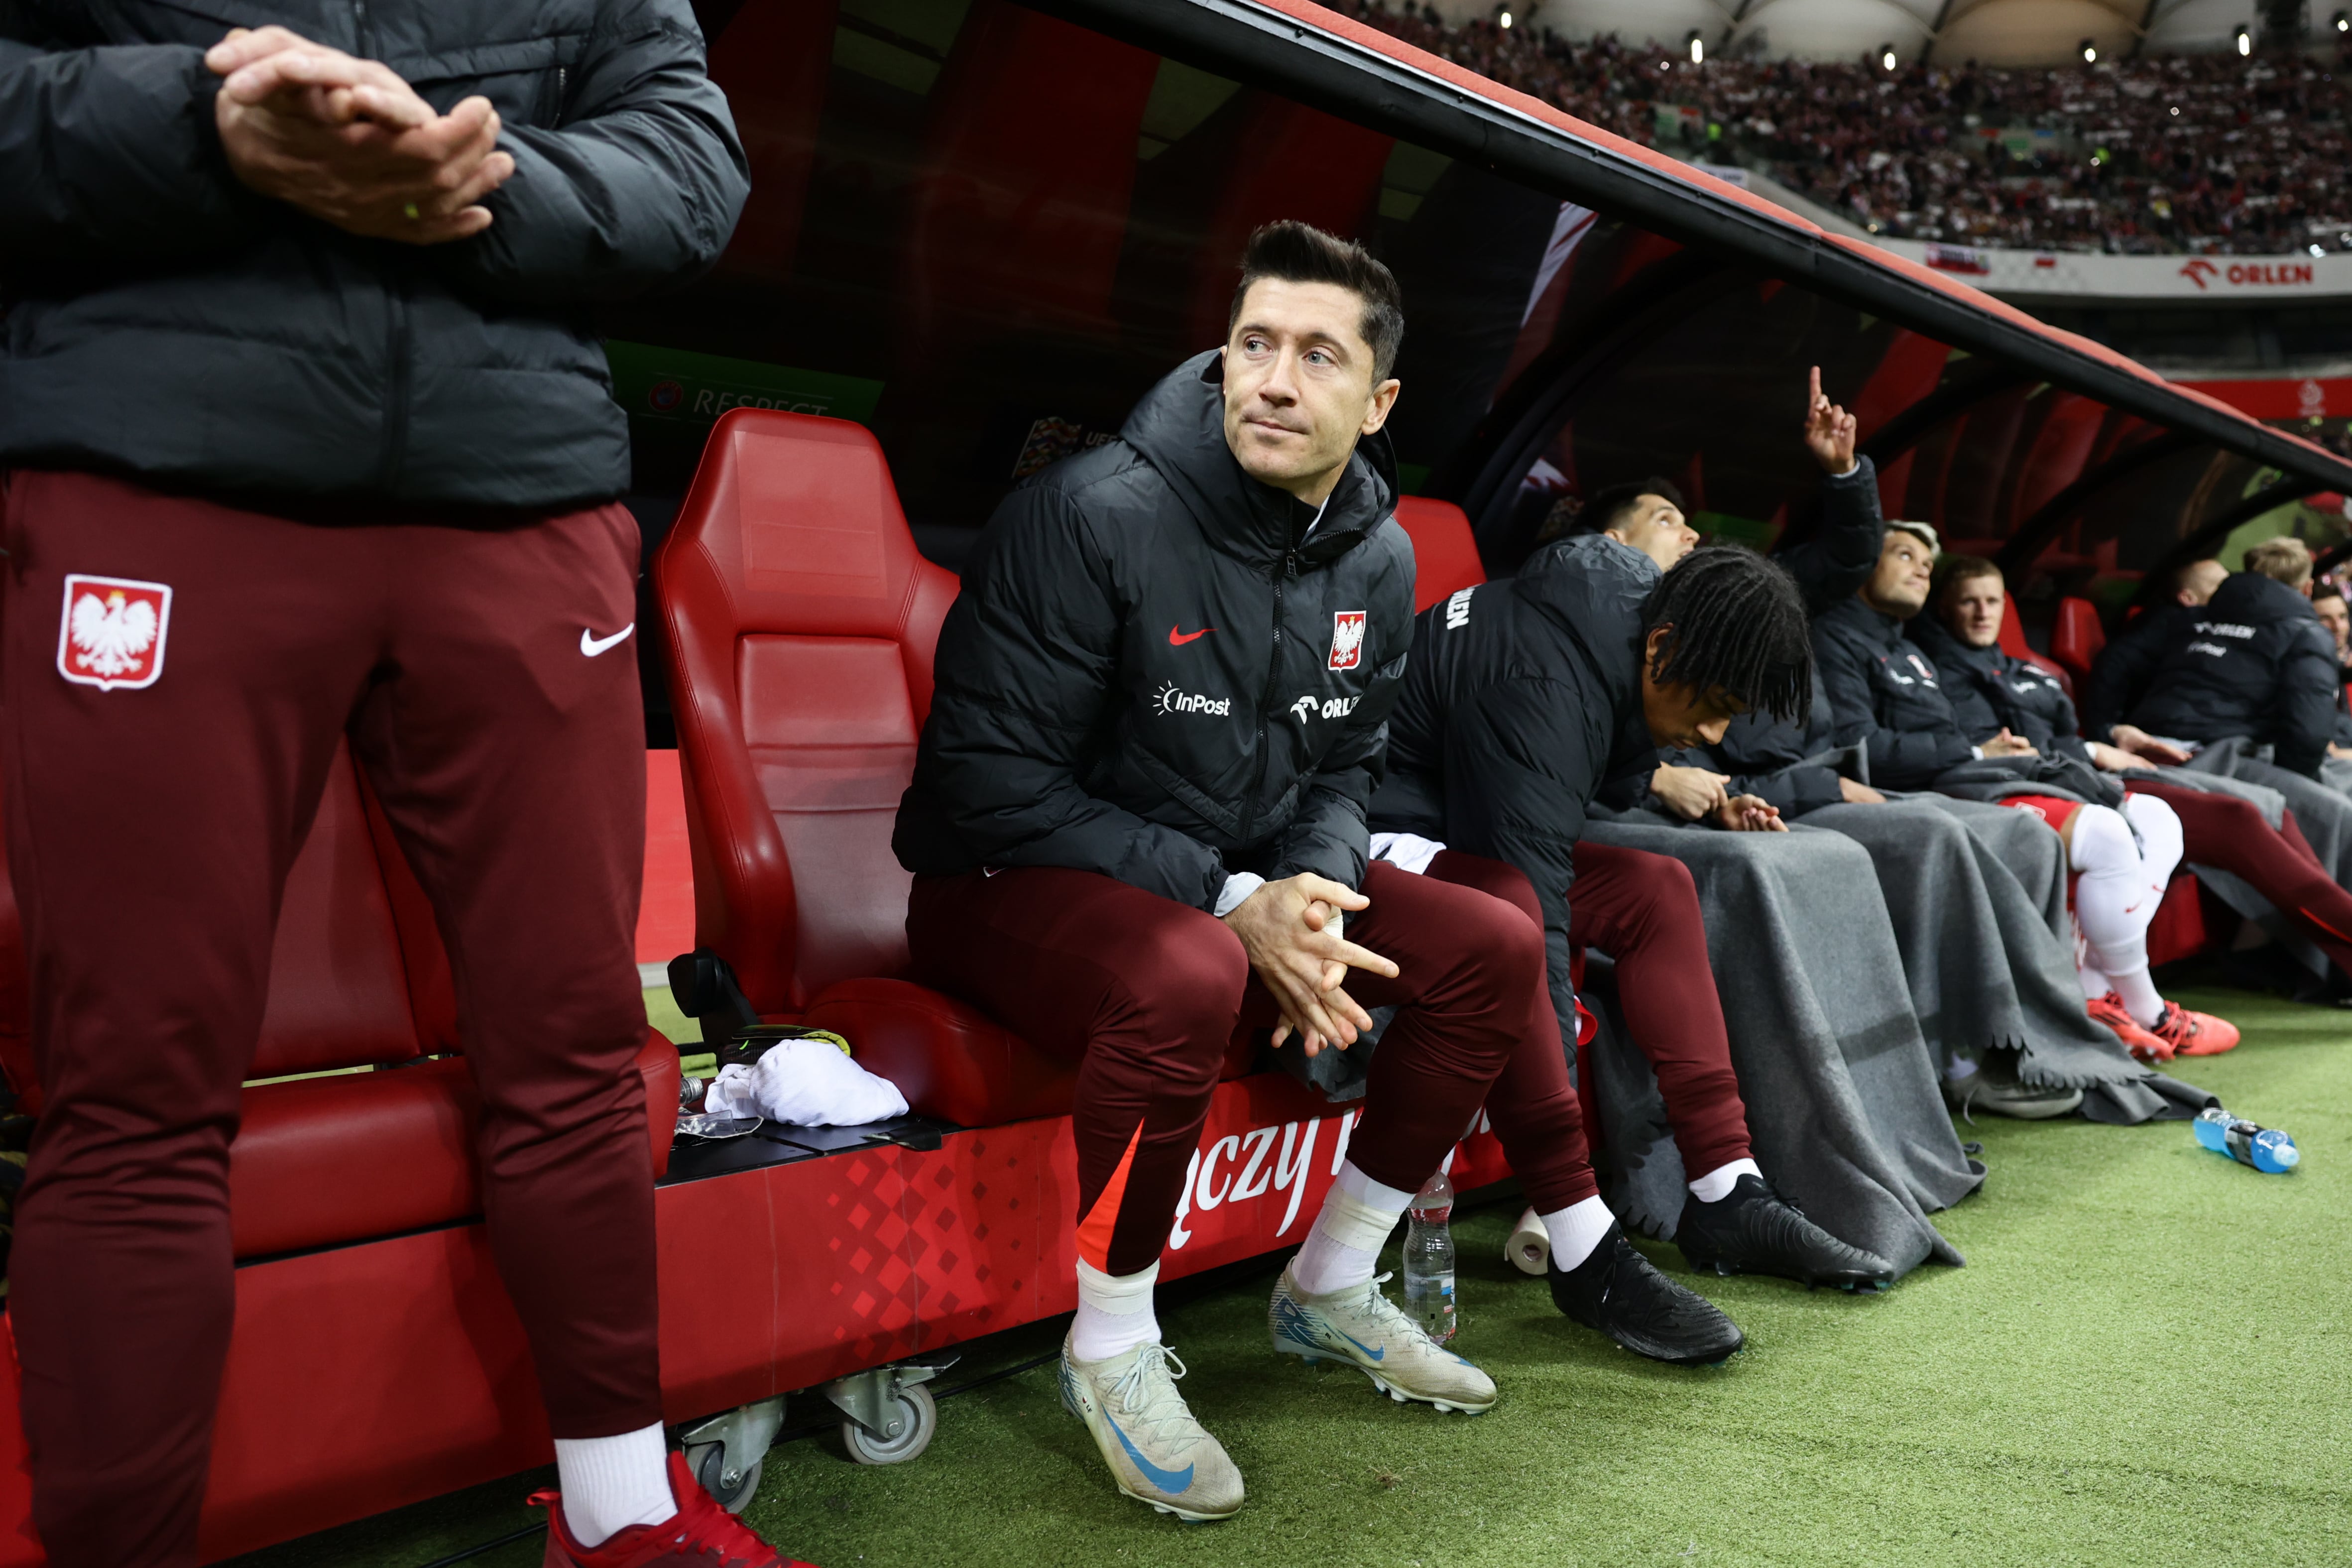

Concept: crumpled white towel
[[703, 1040, 910, 1127], [1368, 831, 1446, 875]]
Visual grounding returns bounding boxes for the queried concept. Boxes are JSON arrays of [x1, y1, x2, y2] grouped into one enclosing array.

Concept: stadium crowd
[[1334, 0, 2352, 255]]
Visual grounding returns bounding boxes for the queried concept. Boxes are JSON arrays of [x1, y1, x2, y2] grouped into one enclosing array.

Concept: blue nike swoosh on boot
[[1336, 1329, 1386, 1362], [1107, 1416, 1195, 1495]]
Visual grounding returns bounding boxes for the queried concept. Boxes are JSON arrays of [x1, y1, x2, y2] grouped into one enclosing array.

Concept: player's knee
[[1126, 918, 1249, 1058], [2068, 802, 2133, 874]]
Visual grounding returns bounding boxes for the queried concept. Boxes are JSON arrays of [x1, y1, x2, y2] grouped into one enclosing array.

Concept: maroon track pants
[[2130, 778, 2352, 977], [0, 472, 661, 1567], [906, 856, 1595, 1277], [1530, 842, 1754, 1181]]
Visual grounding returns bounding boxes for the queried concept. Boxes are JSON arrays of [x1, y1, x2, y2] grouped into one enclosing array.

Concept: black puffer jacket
[[1676, 457, 1887, 815], [1371, 533, 1659, 1056], [1812, 595, 1978, 790], [1, 0, 747, 507], [1910, 616, 2092, 764], [2125, 572, 2340, 778], [895, 353, 1414, 909], [2080, 601, 2191, 743]]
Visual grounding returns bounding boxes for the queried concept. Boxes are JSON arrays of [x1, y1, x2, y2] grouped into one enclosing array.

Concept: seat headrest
[[672, 411, 931, 640]]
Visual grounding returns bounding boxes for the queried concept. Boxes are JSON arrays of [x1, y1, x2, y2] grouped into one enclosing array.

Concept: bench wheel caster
[[822, 1360, 951, 1465], [840, 1382, 935, 1465], [694, 1442, 764, 1512], [677, 1395, 784, 1516]]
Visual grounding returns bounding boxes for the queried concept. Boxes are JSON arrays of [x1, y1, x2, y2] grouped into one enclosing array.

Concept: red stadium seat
[[657, 409, 1267, 1127], [0, 745, 679, 1261], [2050, 596, 2107, 687], [1393, 496, 1484, 612]]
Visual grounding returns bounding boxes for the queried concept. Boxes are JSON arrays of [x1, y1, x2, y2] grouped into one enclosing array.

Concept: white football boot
[[1267, 1265, 1497, 1413], [1058, 1335, 1244, 1522]]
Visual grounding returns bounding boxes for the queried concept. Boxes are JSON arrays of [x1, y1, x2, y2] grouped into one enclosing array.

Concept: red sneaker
[[2085, 992, 2171, 1063], [2149, 1001, 2240, 1057], [535, 1451, 818, 1568]]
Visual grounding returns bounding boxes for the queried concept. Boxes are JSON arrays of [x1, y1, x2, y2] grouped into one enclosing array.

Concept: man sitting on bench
[[896, 222, 1591, 1522], [1370, 536, 1896, 1310]]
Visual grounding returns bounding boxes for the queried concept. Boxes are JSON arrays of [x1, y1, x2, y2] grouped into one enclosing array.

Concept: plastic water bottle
[[1402, 1170, 1458, 1344], [2193, 1106, 2301, 1173]]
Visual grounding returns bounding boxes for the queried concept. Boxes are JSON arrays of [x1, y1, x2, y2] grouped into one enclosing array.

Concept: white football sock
[[554, 1423, 676, 1548], [1541, 1195, 1617, 1272], [1687, 1157, 1763, 1204], [1290, 1160, 1413, 1294], [1070, 1258, 1161, 1362], [2069, 800, 2178, 1028]]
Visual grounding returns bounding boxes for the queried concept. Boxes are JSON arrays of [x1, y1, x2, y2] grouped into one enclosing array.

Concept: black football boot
[[1548, 1223, 1745, 1366], [1675, 1174, 1897, 1292]]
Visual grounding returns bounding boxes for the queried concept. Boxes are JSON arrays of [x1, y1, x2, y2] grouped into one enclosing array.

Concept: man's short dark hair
[[1638, 545, 1813, 724], [1933, 553, 2003, 608], [1581, 478, 1687, 538], [1228, 221, 1405, 381]]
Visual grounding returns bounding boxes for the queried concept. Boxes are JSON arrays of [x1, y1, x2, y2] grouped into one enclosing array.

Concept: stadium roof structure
[[639, 0, 2352, 624], [1028, 0, 2352, 590]]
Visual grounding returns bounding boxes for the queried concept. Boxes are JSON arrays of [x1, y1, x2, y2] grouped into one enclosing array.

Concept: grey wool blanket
[[1580, 809, 1980, 1278], [1809, 794, 2210, 1125]]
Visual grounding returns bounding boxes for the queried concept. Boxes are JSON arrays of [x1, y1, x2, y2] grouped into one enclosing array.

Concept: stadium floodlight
[[2081, 38, 2097, 63], [2235, 24, 2252, 55], [2337, 9, 2349, 32], [1880, 42, 1897, 70], [1497, 7, 1511, 24], [1688, 29, 1705, 64]]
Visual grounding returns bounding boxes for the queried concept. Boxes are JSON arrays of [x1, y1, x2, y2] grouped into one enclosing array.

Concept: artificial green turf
[[232, 986, 2352, 1568]]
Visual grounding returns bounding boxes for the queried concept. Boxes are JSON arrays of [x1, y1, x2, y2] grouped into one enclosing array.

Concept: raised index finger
[[1807, 363, 1824, 409]]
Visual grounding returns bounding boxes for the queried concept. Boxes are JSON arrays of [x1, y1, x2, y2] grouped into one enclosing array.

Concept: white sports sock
[[1540, 1195, 1616, 1272], [554, 1423, 676, 1548], [1070, 1258, 1161, 1362], [2069, 802, 2172, 1027], [1290, 1160, 1414, 1294], [1687, 1157, 1763, 1204]]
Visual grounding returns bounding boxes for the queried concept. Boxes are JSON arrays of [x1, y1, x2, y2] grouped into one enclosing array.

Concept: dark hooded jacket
[[1370, 532, 1659, 1056], [1910, 615, 2093, 764], [1, 0, 747, 507], [2124, 572, 2340, 778], [1812, 595, 1980, 790], [2080, 601, 2193, 744], [894, 352, 1414, 909], [1671, 457, 1887, 814]]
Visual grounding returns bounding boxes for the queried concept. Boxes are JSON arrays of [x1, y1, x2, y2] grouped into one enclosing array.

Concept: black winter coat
[[1910, 616, 2092, 764], [894, 353, 1414, 910], [1370, 533, 1660, 1059], [1676, 457, 1887, 815], [2079, 602, 2191, 744], [0, 0, 748, 507], [1812, 595, 1978, 790], [2125, 572, 2340, 778]]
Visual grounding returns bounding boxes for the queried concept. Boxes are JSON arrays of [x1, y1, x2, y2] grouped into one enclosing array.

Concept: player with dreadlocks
[[1369, 536, 1896, 1365]]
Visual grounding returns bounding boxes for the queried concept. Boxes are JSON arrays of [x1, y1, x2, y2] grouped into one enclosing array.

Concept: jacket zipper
[[349, 0, 409, 491], [1240, 543, 1297, 844]]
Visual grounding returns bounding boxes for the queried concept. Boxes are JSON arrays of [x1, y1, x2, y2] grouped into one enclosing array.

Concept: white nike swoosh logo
[[580, 624, 635, 657]]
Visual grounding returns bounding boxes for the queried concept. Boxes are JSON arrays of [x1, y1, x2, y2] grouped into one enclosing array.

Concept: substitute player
[[0, 10, 810, 1567]]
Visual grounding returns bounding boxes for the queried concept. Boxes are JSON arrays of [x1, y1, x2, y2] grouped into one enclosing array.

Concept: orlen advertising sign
[[1882, 241, 2352, 301]]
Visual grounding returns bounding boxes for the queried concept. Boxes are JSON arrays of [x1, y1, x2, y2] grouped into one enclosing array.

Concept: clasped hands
[[1650, 764, 1787, 831], [206, 25, 515, 242], [1223, 874, 1399, 1060]]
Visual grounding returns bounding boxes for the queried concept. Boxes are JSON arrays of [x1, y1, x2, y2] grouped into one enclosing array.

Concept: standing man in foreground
[[898, 223, 1608, 1522], [0, 12, 796, 1567]]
